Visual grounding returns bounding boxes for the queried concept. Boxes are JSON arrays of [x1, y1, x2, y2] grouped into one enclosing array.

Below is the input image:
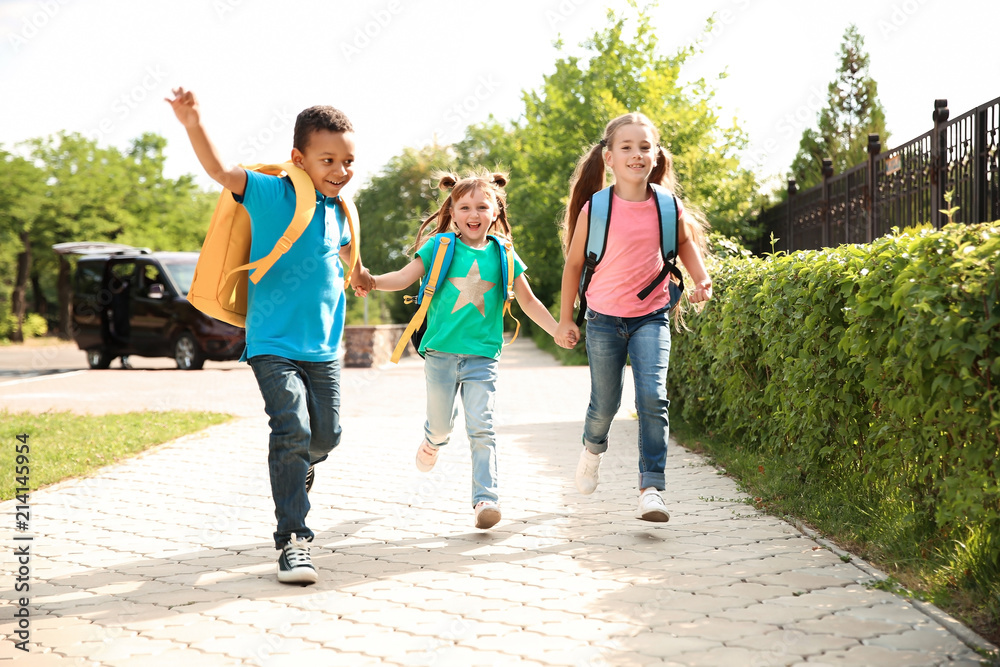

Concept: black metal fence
[[756, 95, 1000, 254]]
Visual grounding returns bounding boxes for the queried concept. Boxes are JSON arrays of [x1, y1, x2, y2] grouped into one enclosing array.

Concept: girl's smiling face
[[604, 122, 657, 187], [452, 187, 498, 248]]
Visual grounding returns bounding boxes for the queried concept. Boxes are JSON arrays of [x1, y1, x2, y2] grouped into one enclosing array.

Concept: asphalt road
[[0, 339, 259, 416]]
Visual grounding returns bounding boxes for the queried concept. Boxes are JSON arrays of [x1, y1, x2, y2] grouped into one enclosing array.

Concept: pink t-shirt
[[583, 191, 684, 318]]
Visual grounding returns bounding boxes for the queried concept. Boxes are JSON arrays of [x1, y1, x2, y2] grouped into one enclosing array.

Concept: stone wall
[[343, 324, 413, 367]]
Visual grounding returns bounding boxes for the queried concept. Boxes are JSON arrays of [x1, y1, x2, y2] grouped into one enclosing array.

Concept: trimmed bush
[[671, 222, 1000, 592]]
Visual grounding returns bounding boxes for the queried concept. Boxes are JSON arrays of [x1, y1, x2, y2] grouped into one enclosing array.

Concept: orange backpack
[[187, 162, 359, 327]]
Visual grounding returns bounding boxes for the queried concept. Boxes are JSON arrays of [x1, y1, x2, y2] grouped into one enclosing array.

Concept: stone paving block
[[749, 572, 856, 591], [454, 630, 581, 658], [104, 650, 245, 666], [726, 628, 858, 655], [673, 645, 799, 666], [800, 645, 940, 665], [717, 602, 829, 625], [611, 632, 720, 659], [652, 617, 773, 642], [32, 623, 129, 648], [836, 599, 932, 624], [866, 626, 975, 655], [259, 649, 380, 667], [787, 614, 909, 639], [188, 634, 320, 661], [0, 650, 83, 665]]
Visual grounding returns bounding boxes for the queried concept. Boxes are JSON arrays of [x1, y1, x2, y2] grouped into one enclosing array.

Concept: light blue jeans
[[423, 350, 499, 508], [248, 354, 342, 549], [582, 306, 672, 491]]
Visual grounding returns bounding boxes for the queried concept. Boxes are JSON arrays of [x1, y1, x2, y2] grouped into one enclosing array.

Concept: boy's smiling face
[[292, 129, 355, 198]]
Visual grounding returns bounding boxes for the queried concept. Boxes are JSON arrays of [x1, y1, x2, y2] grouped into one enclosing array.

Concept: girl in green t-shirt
[[366, 170, 576, 529]]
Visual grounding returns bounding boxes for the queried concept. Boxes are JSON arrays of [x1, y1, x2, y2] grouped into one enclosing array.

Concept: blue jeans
[[583, 307, 672, 491], [423, 350, 499, 508], [249, 355, 342, 549]]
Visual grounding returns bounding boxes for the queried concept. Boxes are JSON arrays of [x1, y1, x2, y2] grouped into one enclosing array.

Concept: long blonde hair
[[412, 169, 511, 253], [562, 112, 707, 254]]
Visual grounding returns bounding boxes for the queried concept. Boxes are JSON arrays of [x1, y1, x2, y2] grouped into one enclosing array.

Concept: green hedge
[[671, 222, 1000, 590]]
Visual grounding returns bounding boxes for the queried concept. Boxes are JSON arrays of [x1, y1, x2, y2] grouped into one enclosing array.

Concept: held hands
[[689, 279, 713, 304], [352, 268, 375, 297], [554, 321, 580, 350], [165, 87, 201, 128]]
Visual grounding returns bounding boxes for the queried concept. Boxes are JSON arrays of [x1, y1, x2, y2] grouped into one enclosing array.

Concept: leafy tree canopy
[[790, 24, 889, 190]]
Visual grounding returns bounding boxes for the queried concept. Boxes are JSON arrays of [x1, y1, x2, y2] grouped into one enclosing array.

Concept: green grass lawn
[[0, 410, 232, 500]]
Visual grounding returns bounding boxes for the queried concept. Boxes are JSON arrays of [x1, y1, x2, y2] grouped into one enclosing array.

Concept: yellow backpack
[[187, 162, 359, 327]]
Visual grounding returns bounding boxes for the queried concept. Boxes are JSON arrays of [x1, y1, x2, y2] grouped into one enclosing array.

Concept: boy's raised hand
[[166, 87, 201, 128]]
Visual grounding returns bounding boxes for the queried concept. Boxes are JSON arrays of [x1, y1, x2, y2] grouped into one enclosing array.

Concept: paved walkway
[[1, 340, 996, 666]]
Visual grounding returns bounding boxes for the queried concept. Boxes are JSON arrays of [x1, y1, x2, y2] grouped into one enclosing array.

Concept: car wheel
[[174, 332, 205, 371], [86, 348, 113, 369]]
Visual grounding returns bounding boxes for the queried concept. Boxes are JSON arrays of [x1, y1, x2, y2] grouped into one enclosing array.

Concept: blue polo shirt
[[234, 169, 352, 362]]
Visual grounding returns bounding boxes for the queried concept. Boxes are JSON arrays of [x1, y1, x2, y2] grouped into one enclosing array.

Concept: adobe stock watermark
[[91, 65, 168, 144], [6, 0, 72, 52], [876, 0, 931, 38], [743, 84, 827, 173], [340, 1, 404, 63], [544, 0, 590, 31], [213, 0, 251, 19], [678, 0, 753, 61], [411, 74, 502, 150], [237, 107, 296, 163]]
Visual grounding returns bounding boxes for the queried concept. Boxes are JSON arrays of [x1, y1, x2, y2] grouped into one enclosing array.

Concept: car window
[[138, 263, 167, 297], [160, 261, 196, 296], [108, 261, 135, 295], [74, 262, 103, 297]]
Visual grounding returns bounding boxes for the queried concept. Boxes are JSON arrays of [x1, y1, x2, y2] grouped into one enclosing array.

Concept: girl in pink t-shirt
[[555, 112, 713, 522]]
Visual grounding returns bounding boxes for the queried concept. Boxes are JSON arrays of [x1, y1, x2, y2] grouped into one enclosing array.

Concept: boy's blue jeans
[[249, 354, 342, 549], [582, 307, 672, 491], [423, 350, 499, 508]]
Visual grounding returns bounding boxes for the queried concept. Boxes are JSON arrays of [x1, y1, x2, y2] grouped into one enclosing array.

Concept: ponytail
[[562, 143, 607, 254], [649, 145, 677, 192]]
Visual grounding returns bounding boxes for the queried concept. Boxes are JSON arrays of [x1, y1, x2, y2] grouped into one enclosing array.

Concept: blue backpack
[[575, 183, 685, 326], [391, 233, 518, 363]]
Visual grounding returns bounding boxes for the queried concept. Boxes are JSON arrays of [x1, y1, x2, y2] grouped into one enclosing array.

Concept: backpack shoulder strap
[[488, 235, 515, 304], [337, 195, 360, 290], [637, 183, 685, 303], [489, 235, 520, 347], [649, 183, 678, 263], [391, 233, 455, 363], [575, 186, 613, 326], [225, 162, 316, 286], [416, 233, 456, 304]]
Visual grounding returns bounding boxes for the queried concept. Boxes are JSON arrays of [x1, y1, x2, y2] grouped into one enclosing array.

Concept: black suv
[[54, 243, 245, 370]]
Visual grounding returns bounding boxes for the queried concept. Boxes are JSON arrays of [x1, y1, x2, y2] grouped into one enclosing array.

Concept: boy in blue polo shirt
[[168, 87, 373, 585]]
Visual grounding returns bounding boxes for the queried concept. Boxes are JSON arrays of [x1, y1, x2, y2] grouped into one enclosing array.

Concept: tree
[[454, 6, 760, 306], [20, 132, 214, 338], [0, 151, 45, 341], [790, 25, 889, 189]]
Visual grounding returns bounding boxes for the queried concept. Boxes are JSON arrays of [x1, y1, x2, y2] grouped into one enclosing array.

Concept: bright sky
[[1, 0, 996, 198]]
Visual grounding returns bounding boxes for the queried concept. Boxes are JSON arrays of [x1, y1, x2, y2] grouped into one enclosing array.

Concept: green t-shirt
[[415, 235, 526, 359]]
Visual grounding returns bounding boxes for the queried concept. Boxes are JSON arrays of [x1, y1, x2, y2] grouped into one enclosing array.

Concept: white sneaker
[[277, 537, 317, 585], [636, 488, 670, 522], [474, 501, 501, 529], [575, 448, 603, 495]]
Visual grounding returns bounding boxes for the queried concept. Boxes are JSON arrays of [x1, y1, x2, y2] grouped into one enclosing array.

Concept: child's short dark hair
[[293, 106, 354, 151]]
